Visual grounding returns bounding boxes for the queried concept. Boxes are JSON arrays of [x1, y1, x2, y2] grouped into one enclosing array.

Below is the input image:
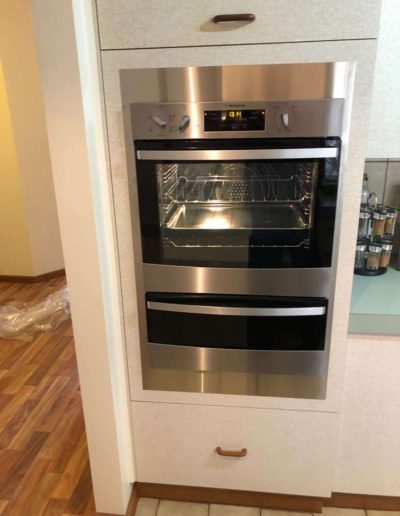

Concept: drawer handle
[[216, 446, 247, 458], [213, 14, 256, 24]]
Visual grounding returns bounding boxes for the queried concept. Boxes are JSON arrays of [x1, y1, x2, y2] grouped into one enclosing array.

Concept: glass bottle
[[366, 244, 382, 270], [372, 211, 387, 238], [354, 241, 368, 270], [384, 209, 398, 236], [361, 173, 369, 206], [358, 211, 370, 239]]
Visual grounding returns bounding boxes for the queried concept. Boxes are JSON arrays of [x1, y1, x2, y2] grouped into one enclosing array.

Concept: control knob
[[280, 112, 289, 130], [178, 115, 190, 132], [152, 115, 167, 128]]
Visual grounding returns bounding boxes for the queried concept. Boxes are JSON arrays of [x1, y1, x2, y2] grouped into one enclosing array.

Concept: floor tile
[[210, 503, 260, 516], [157, 499, 209, 516], [322, 509, 366, 516], [135, 497, 159, 516], [262, 511, 311, 516], [367, 512, 400, 516]]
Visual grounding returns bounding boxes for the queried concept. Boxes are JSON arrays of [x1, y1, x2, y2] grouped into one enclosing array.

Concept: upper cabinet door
[[96, 0, 381, 50]]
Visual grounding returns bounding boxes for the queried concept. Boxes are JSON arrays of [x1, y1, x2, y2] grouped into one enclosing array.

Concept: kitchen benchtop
[[349, 266, 400, 335]]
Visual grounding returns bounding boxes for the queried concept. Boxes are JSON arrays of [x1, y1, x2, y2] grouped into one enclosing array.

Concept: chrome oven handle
[[136, 148, 338, 161], [147, 301, 326, 317]]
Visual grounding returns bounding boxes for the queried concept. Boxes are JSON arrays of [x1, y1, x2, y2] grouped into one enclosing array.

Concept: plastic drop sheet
[[0, 286, 70, 342]]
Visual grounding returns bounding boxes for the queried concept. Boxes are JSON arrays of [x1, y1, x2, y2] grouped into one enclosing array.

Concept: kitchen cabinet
[[334, 335, 400, 496], [86, 0, 382, 507], [132, 401, 337, 496], [96, 0, 381, 50]]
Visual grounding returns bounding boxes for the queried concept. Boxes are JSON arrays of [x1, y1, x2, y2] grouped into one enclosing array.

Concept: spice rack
[[355, 205, 397, 276]]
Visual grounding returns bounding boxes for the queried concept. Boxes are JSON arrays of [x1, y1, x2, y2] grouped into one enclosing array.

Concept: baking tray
[[165, 203, 308, 230]]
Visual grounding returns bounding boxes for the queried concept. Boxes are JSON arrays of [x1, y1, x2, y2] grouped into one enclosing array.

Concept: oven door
[[135, 138, 340, 269], [146, 293, 328, 375]]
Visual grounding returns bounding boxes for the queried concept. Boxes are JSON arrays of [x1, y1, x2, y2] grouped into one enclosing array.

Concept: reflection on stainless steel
[[137, 148, 338, 160], [120, 62, 349, 104], [143, 265, 332, 298], [147, 301, 326, 317], [146, 367, 325, 399], [148, 343, 324, 375]]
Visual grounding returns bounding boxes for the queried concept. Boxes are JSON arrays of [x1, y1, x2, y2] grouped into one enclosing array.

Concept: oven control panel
[[130, 99, 344, 140]]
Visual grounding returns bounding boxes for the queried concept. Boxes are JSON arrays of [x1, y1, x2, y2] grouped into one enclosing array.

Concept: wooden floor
[[0, 277, 98, 515]]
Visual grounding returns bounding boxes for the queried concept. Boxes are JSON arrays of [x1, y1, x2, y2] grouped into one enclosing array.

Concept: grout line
[[208, 503, 211, 516], [155, 498, 161, 516]]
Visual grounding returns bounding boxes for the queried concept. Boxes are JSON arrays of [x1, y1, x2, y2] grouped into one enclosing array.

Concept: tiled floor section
[[136, 500, 400, 516]]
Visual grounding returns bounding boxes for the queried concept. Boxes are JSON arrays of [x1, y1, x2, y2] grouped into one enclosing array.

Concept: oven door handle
[[147, 301, 326, 317], [136, 148, 338, 161]]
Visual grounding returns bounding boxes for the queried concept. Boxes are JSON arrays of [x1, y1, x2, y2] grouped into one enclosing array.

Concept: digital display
[[204, 109, 265, 132], [227, 110, 242, 119]]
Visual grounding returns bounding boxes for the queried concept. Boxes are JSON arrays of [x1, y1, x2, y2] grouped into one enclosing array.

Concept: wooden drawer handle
[[216, 446, 247, 458], [213, 14, 256, 23]]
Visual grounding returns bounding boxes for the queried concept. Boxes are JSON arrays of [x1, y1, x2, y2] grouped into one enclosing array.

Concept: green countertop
[[349, 267, 400, 335]]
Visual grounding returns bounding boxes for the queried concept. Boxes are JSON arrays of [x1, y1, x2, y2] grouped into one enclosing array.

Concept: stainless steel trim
[[144, 264, 333, 298], [147, 342, 326, 376], [147, 301, 326, 317], [136, 148, 338, 161]]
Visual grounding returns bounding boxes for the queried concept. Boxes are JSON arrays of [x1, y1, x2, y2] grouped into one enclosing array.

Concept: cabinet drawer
[[96, 0, 380, 50], [132, 402, 337, 496]]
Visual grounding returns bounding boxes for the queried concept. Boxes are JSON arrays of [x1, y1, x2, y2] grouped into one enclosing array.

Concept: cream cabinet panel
[[132, 402, 337, 496], [367, 0, 400, 158], [96, 0, 381, 50], [334, 335, 400, 496]]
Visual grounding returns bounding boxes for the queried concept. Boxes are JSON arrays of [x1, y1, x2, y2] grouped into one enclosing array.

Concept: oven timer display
[[204, 109, 265, 131]]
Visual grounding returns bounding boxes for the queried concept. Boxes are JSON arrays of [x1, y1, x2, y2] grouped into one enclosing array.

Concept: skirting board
[[0, 269, 65, 283], [129, 483, 400, 515], [327, 492, 400, 511], [133, 483, 324, 513]]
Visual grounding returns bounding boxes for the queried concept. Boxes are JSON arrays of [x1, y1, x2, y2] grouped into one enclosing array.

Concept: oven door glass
[[146, 293, 328, 353], [135, 138, 340, 268]]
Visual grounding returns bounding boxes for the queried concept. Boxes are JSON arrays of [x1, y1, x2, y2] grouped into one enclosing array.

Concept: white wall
[[0, 1, 64, 276], [367, 0, 400, 158], [29, 0, 134, 514]]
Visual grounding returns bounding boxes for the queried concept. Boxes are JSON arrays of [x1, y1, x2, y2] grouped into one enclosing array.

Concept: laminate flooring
[[0, 277, 98, 516]]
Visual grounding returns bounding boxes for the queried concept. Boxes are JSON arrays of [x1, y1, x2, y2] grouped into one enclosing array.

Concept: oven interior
[[158, 159, 317, 249]]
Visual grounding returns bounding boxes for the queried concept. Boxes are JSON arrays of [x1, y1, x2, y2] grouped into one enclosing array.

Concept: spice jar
[[358, 211, 371, 239], [372, 211, 387, 238], [384, 209, 398, 236], [379, 239, 393, 269], [354, 240, 368, 270], [366, 244, 382, 270]]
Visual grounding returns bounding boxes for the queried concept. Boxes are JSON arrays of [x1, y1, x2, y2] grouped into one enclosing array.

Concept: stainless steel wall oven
[[121, 64, 347, 400]]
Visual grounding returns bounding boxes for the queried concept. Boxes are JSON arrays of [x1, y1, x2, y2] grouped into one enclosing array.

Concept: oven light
[[199, 215, 231, 229]]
